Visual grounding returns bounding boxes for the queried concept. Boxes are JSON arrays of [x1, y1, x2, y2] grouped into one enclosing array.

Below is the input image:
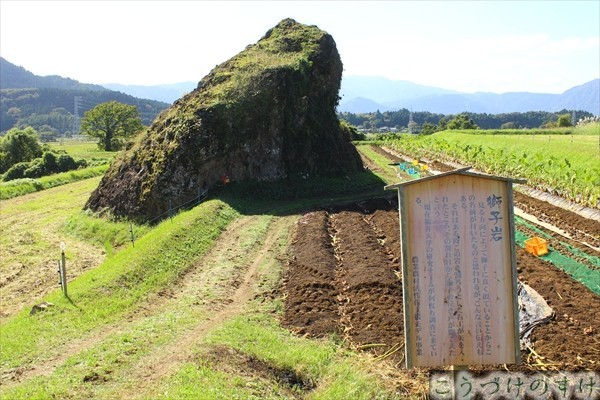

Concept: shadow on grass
[[209, 169, 394, 217]]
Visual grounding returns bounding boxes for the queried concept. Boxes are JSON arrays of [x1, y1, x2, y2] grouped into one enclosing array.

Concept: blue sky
[[1, 0, 598, 94]]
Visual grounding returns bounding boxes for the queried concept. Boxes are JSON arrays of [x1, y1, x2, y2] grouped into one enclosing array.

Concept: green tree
[[557, 113, 572, 127], [500, 121, 519, 129], [339, 120, 364, 141], [81, 101, 144, 151], [419, 122, 438, 135], [437, 117, 448, 131], [447, 113, 478, 130], [0, 127, 44, 173]]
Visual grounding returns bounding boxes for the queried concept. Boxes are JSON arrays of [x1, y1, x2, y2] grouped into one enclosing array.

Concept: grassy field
[[0, 164, 414, 399], [0, 140, 115, 200], [0, 165, 109, 200], [379, 125, 600, 208], [47, 140, 116, 161]]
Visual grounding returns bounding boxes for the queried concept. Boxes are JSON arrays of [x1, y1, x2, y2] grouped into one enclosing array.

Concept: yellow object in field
[[525, 237, 549, 256]]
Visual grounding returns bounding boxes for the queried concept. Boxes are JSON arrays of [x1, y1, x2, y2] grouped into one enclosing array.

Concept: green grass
[[147, 214, 400, 400], [380, 128, 600, 207], [0, 164, 109, 199], [212, 169, 389, 217], [574, 121, 600, 135], [64, 212, 152, 256], [0, 141, 426, 398], [47, 140, 116, 161], [442, 130, 598, 159], [0, 167, 411, 399], [0, 200, 238, 370], [0, 177, 108, 299], [155, 315, 395, 400], [354, 144, 403, 183]]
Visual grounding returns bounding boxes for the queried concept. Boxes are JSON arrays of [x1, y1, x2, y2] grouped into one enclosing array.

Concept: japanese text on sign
[[400, 172, 518, 367]]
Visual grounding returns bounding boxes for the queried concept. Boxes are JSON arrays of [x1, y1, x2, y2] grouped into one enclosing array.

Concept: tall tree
[[0, 127, 44, 173], [557, 113, 572, 127], [81, 101, 143, 151], [447, 113, 478, 130]]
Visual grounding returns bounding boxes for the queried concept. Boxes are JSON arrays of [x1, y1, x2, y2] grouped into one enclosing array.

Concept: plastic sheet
[[518, 281, 554, 348]]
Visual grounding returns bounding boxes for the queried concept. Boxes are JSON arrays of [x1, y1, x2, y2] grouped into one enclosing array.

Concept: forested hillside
[[0, 58, 169, 134]]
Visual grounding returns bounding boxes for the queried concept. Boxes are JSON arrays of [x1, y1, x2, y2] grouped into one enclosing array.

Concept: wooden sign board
[[386, 168, 521, 368]]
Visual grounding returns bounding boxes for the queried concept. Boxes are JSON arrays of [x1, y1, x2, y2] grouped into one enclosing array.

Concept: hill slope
[[338, 76, 600, 115], [0, 57, 106, 91], [0, 57, 170, 132]]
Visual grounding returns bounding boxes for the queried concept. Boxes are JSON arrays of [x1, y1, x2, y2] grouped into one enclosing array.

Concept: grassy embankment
[[377, 124, 600, 208], [0, 140, 112, 200], [0, 161, 416, 399]]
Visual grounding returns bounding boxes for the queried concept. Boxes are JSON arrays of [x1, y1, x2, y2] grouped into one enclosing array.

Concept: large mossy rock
[[85, 18, 363, 221]]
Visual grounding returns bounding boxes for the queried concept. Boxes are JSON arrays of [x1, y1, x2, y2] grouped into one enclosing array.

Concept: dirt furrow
[[283, 211, 339, 337], [330, 211, 404, 358], [283, 205, 406, 360]]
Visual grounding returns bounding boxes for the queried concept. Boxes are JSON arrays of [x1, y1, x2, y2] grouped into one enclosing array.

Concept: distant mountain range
[[338, 76, 599, 115], [1, 56, 598, 133], [97, 75, 600, 116], [0, 57, 170, 133]]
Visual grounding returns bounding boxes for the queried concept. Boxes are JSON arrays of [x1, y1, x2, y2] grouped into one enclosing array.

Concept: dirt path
[[1, 214, 294, 395], [116, 214, 293, 399]]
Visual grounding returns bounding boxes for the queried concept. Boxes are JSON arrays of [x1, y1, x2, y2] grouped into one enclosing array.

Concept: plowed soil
[[283, 157, 599, 372]]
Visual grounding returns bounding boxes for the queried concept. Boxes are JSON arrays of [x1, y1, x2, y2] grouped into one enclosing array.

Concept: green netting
[[514, 217, 600, 296]]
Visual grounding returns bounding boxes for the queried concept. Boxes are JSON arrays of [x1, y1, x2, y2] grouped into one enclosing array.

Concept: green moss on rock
[[85, 18, 363, 221]]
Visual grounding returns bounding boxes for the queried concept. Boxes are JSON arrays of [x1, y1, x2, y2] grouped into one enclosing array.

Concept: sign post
[[386, 168, 523, 369]]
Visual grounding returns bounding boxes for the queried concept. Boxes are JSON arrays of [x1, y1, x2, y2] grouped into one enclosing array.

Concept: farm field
[[47, 140, 116, 162], [1, 142, 599, 399], [380, 128, 600, 209]]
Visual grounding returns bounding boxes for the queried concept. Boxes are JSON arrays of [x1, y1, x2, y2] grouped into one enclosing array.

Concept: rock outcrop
[[85, 18, 363, 221]]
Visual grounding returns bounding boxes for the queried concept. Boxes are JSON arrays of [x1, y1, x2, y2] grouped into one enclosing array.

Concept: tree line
[[338, 108, 595, 131]]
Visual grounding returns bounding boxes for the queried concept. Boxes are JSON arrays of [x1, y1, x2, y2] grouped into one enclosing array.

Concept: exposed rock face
[[85, 18, 363, 221]]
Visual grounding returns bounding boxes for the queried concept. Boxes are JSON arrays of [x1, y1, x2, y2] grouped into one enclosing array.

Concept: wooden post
[[57, 260, 62, 287], [169, 200, 173, 222], [60, 242, 67, 297], [129, 223, 135, 247]]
